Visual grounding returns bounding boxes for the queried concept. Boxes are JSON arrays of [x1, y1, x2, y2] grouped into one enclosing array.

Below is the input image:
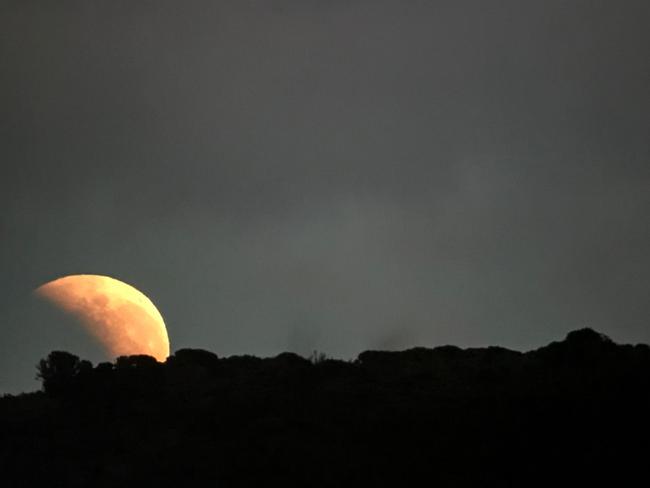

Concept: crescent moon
[[35, 274, 170, 361]]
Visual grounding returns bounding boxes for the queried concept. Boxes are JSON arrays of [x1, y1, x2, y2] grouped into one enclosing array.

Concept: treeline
[[1, 328, 650, 486]]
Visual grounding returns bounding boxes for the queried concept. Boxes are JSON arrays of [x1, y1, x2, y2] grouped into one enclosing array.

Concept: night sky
[[1, 0, 649, 393]]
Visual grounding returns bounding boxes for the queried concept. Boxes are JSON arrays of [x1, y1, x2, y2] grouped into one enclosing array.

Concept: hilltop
[[1, 328, 649, 487]]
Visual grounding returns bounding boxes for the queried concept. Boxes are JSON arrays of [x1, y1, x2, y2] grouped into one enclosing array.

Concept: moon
[[35, 274, 170, 361]]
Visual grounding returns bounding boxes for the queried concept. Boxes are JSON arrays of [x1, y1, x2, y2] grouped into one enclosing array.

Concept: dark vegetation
[[2, 328, 650, 486]]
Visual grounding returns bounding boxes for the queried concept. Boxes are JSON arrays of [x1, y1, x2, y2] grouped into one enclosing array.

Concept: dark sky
[[1, 0, 649, 392]]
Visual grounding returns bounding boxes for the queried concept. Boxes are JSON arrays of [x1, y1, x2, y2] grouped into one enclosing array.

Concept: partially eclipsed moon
[[35, 275, 170, 361]]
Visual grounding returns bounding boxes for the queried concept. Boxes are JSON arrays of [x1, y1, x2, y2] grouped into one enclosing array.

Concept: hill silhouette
[[1, 328, 649, 486]]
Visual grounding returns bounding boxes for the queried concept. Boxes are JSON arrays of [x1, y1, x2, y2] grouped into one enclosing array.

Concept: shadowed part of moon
[[35, 275, 170, 361]]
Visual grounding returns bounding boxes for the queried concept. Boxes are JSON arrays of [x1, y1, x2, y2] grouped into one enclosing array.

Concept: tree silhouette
[[36, 350, 92, 396]]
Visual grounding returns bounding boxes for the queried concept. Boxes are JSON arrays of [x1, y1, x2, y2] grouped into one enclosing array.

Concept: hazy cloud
[[1, 0, 649, 392]]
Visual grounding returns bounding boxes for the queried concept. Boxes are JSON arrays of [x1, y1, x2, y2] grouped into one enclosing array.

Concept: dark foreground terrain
[[1, 328, 649, 487]]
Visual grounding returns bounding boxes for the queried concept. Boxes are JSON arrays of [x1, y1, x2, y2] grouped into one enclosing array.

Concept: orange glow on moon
[[35, 275, 170, 361]]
